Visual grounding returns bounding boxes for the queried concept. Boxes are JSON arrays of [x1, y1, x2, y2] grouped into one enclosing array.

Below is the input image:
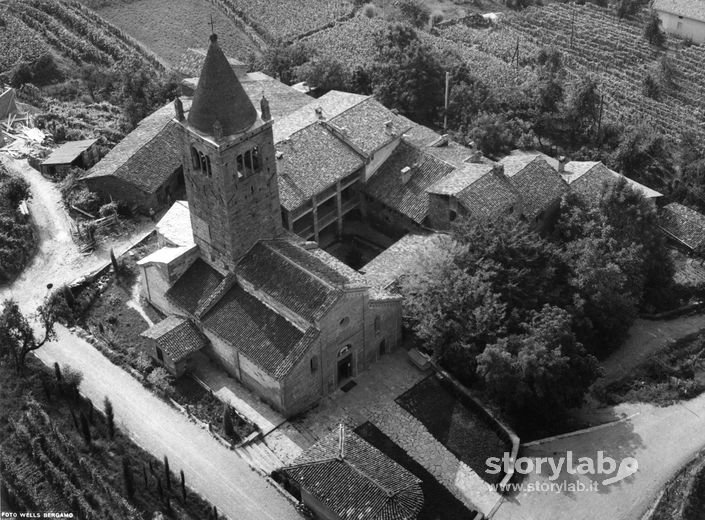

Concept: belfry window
[[235, 146, 261, 178], [191, 146, 212, 177]]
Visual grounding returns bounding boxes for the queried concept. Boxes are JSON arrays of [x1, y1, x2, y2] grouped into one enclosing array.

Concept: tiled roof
[[500, 156, 568, 219], [361, 233, 457, 290], [366, 140, 455, 224], [273, 90, 368, 143], [329, 98, 411, 156], [653, 0, 705, 21], [398, 115, 441, 148], [236, 241, 343, 323], [42, 139, 97, 166], [284, 425, 423, 520], [276, 122, 364, 211], [201, 283, 319, 379], [83, 101, 187, 194], [140, 316, 206, 362], [426, 163, 494, 195], [659, 202, 705, 251], [455, 170, 520, 219], [166, 258, 224, 315], [563, 161, 663, 201], [425, 142, 483, 168]]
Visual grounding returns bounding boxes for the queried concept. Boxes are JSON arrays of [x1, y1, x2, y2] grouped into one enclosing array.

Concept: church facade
[[137, 34, 402, 417]]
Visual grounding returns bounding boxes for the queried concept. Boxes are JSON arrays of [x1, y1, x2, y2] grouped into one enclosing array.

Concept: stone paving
[[192, 346, 502, 516]]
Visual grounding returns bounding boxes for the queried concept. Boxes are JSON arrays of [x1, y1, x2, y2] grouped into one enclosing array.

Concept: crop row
[[0, 8, 51, 71]]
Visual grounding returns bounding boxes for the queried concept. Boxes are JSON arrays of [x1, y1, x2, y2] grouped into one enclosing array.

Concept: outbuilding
[[40, 139, 100, 177]]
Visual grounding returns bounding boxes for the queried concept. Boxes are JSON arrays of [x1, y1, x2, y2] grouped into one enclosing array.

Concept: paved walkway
[[38, 328, 301, 520]]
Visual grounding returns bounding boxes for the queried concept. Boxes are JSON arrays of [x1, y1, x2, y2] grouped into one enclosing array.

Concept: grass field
[[92, 0, 261, 64]]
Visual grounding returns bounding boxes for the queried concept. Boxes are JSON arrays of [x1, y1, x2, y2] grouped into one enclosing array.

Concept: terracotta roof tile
[[284, 425, 423, 520], [366, 140, 455, 224], [201, 283, 318, 379], [236, 241, 343, 323], [659, 202, 705, 251], [166, 258, 224, 315], [276, 123, 364, 211], [42, 139, 97, 166], [141, 316, 206, 362], [500, 156, 568, 219], [455, 171, 520, 219], [563, 161, 662, 201], [329, 98, 411, 156]]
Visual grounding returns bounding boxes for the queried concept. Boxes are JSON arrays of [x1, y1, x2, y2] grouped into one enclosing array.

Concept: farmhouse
[[282, 424, 424, 520], [653, 0, 705, 43], [40, 138, 100, 177], [138, 34, 402, 417]]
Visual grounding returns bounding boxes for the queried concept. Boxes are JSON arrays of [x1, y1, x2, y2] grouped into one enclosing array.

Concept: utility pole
[[596, 93, 604, 141], [444, 71, 450, 132]]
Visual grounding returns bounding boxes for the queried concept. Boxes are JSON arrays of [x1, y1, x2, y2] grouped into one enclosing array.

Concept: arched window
[[191, 147, 212, 177]]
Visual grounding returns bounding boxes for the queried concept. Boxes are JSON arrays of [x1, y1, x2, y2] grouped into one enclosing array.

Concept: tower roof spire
[[187, 32, 257, 137]]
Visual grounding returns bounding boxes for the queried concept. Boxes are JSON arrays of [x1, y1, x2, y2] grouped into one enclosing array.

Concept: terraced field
[[438, 3, 705, 143]]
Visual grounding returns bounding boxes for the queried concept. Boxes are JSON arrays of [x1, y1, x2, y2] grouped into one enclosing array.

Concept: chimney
[[260, 95, 271, 121], [400, 166, 412, 184], [464, 151, 484, 164], [314, 107, 324, 119], [558, 156, 567, 173], [429, 134, 449, 147]]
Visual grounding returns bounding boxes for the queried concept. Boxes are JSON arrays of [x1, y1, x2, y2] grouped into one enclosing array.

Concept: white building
[[653, 0, 705, 43]]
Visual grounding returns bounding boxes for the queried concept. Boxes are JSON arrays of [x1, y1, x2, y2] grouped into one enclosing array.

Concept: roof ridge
[[265, 240, 338, 292]]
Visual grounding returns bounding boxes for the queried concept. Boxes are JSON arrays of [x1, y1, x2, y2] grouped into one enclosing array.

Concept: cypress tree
[[110, 248, 119, 274], [222, 404, 234, 438], [180, 469, 186, 502], [163, 456, 171, 490], [54, 362, 62, 382], [104, 397, 115, 439], [80, 413, 92, 446], [122, 457, 135, 499]]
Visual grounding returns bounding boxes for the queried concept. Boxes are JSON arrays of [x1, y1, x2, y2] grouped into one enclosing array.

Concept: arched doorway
[[337, 344, 353, 385]]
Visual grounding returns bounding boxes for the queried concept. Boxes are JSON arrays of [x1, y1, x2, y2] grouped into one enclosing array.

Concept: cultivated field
[[90, 0, 262, 65], [438, 2, 705, 142]]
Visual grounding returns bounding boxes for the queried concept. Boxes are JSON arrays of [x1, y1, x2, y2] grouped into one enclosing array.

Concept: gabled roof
[[236, 241, 344, 323], [563, 161, 662, 201], [284, 425, 423, 520], [361, 233, 457, 291], [273, 90, 368, 143], [653, 0, 705, 22], [83, 101, 186, 194], [41, 139, 97, 166], [500, 155, 568, 219], [201, 283, 319, 380], [140, 316, 206, 362], [366, 140, 455, 224], [328, 97, 411, 156], [187, 34, 257, 136], [166, 258, 224, 315], [659, 202, 705, 251], [454, 170, 520, 219], [426, 163, 495, 195], [276, 122, 364, 211]]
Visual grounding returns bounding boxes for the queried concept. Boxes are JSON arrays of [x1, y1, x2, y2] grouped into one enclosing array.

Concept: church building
[[137, 34, 402, 417]]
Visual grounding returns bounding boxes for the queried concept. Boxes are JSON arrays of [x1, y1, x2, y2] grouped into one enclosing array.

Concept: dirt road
[[0, 156, 301, 519]]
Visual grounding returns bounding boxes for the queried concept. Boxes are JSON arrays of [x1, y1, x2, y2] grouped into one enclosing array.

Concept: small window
[[339, 317, 350, 327], [310, 356, 318, 373]]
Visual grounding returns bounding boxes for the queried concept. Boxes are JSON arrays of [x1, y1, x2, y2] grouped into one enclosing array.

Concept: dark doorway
[[156, 347, 164, 363], [379, 339, 387, 356], [337, 354, 353, 385]]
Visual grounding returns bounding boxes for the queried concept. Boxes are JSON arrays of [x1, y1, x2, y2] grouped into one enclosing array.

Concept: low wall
[[431, 363, 520, 494]]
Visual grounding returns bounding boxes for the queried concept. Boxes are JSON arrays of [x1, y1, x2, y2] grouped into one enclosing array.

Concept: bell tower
[[175, 33, 282, 271]]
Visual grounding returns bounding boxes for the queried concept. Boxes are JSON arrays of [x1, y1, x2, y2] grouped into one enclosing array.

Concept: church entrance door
[[337, 354, 353, 385]]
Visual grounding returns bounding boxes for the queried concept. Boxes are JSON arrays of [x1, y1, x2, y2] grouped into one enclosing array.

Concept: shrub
[[362, 3, 376, 18], [147, 368, 173, 396]]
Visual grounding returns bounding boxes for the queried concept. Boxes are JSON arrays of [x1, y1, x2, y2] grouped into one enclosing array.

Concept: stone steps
[[237, 439, 284, 475]]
